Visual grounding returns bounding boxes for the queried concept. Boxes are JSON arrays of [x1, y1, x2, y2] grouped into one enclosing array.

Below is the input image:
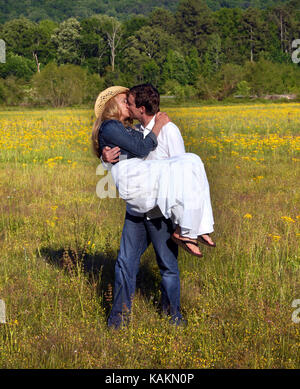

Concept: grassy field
[[0, 103, 299, 368]]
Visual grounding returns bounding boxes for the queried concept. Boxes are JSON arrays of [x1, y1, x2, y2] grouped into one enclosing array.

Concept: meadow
[[0, 103, 299, 368]]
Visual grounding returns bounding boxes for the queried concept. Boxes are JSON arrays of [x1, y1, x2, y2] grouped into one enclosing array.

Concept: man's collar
[[141, 115, 156, 131]]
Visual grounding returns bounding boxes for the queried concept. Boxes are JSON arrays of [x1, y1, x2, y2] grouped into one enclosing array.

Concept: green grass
[[0, 105, 299, 368]]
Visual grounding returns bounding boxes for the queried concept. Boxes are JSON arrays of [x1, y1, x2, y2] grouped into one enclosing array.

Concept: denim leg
[[108, 212, 149, 328], [144, 217, 182, 323]]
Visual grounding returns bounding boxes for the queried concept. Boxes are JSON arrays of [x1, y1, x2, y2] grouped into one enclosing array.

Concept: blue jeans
[[107, 212, 182, 328]]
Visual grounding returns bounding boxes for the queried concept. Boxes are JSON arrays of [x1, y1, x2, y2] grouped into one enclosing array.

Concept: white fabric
[[111, 152, 214, 239], [126, 116, 186, 219]]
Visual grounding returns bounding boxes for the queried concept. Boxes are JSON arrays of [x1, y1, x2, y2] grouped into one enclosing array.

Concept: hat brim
[[94, 86, 129, 119]]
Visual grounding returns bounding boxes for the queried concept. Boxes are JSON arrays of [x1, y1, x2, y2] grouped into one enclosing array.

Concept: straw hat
[[94, 86, 129, 119]]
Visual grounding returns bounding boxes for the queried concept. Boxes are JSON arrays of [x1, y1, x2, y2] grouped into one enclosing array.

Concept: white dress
[[110, 152, 214, 239]]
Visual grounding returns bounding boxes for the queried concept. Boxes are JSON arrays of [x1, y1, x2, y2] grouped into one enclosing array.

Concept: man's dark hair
[[129, 83, 160, 115]]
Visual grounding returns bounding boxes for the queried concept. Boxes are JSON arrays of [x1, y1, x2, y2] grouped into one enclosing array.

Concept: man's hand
[[102, 146, 121, 163]]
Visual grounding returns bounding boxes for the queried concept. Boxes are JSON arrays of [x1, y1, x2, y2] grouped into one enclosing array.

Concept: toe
[[186, 243, 202, 256], [200, 234, 215, 246]]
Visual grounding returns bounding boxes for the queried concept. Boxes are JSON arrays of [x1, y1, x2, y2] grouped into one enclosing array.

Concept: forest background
[[0, 0, 299, 106]]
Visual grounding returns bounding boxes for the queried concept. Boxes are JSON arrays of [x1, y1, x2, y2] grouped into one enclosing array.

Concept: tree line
[[0, 0, 289, 23], [0, 0, 299, 106]]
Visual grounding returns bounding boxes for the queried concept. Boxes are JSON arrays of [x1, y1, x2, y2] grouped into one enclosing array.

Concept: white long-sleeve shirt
[[127, 115, 185, 219]]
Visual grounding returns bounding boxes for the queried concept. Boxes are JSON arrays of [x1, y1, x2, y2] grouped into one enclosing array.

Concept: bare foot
[[198, 234, 216, 247], [172, 230, 203, 257]]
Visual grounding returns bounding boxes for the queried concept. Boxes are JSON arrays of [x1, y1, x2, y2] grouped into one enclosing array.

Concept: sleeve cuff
[[100, 156, 112, 170], [148, 131, 158, 147]]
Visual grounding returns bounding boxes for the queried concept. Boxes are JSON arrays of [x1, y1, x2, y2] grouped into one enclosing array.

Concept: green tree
[[122, 41, 148, 84], [51, 17, 82, 65], [0, 52, 36, 81], [184, 48, 200, 85], [218, 63, 244, 98], [267, 2, 300, 59], [244, 59, 275, 95], [196, 62, 244, 100], [201, 33, 224, 79], [84, 73, 105, 103], [129, 26, 176, 66], [123, 15, 148, 39], [213, 8, 244, 63], [162, 50, 189, 85], [0, 76, 26, 105], [33, 62, 88, 106], [35, 20, 58, 64], [236, 80, 251, 96], [239, 7, 266, 63], [79, 16, 109, 75], [142, 60, 160, 85], [175, 0, 215, 55], [123, 26, 176, 84], [1, 17, 37, 59], [100, 15, 123, 72], [244, 59, 300, 95], [148, 8, 176, 34]]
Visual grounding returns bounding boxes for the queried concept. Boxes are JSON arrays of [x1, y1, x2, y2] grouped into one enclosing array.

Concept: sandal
[[171, 234, 203, 258], [198, 234, 216, 247]]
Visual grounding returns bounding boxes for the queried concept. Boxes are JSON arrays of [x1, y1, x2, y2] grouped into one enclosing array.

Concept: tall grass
[[0, 104, 299, 368]]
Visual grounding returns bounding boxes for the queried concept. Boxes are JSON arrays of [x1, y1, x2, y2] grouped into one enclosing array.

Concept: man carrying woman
[[91, 84, 215, 329]]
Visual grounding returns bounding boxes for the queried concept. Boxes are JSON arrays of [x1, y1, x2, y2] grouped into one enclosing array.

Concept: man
[[102, 84, 187, 329]]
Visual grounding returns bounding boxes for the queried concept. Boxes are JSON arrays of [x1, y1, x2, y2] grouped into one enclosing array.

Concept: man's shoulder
[[161, 120, 185, 155], [162, 121, 182, 136], [163, 120, 180, 129]]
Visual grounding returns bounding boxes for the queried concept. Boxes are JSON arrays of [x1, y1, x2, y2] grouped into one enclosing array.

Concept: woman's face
[[115, 93, 130, 122]]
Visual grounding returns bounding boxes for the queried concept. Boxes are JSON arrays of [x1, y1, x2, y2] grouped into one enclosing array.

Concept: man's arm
[[144, 121, 185, 220], [164, 122, 186, 157]]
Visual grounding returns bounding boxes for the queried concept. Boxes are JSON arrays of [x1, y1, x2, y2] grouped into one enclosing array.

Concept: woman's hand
[[102, 146, 121, 163], [155, 112, 170, 127], [152, 112, 170, 137]]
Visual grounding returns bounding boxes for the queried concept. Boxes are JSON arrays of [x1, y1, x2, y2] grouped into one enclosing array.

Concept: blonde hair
[[91, 95, 131, 159]]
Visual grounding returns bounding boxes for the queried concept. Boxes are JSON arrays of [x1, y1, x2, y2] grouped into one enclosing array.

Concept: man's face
[[127, 93, 142, 121]]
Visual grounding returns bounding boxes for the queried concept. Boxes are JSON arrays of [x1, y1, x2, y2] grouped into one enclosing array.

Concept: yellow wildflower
[[281, 216, 296, 223], [268, 234, 281, 241]]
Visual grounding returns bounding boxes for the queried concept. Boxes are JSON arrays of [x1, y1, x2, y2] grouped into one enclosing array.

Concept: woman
[[91, 86, 215, 258]]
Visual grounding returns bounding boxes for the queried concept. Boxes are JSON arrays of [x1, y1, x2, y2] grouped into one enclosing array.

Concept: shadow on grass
[[38, 246, 161, 319]]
